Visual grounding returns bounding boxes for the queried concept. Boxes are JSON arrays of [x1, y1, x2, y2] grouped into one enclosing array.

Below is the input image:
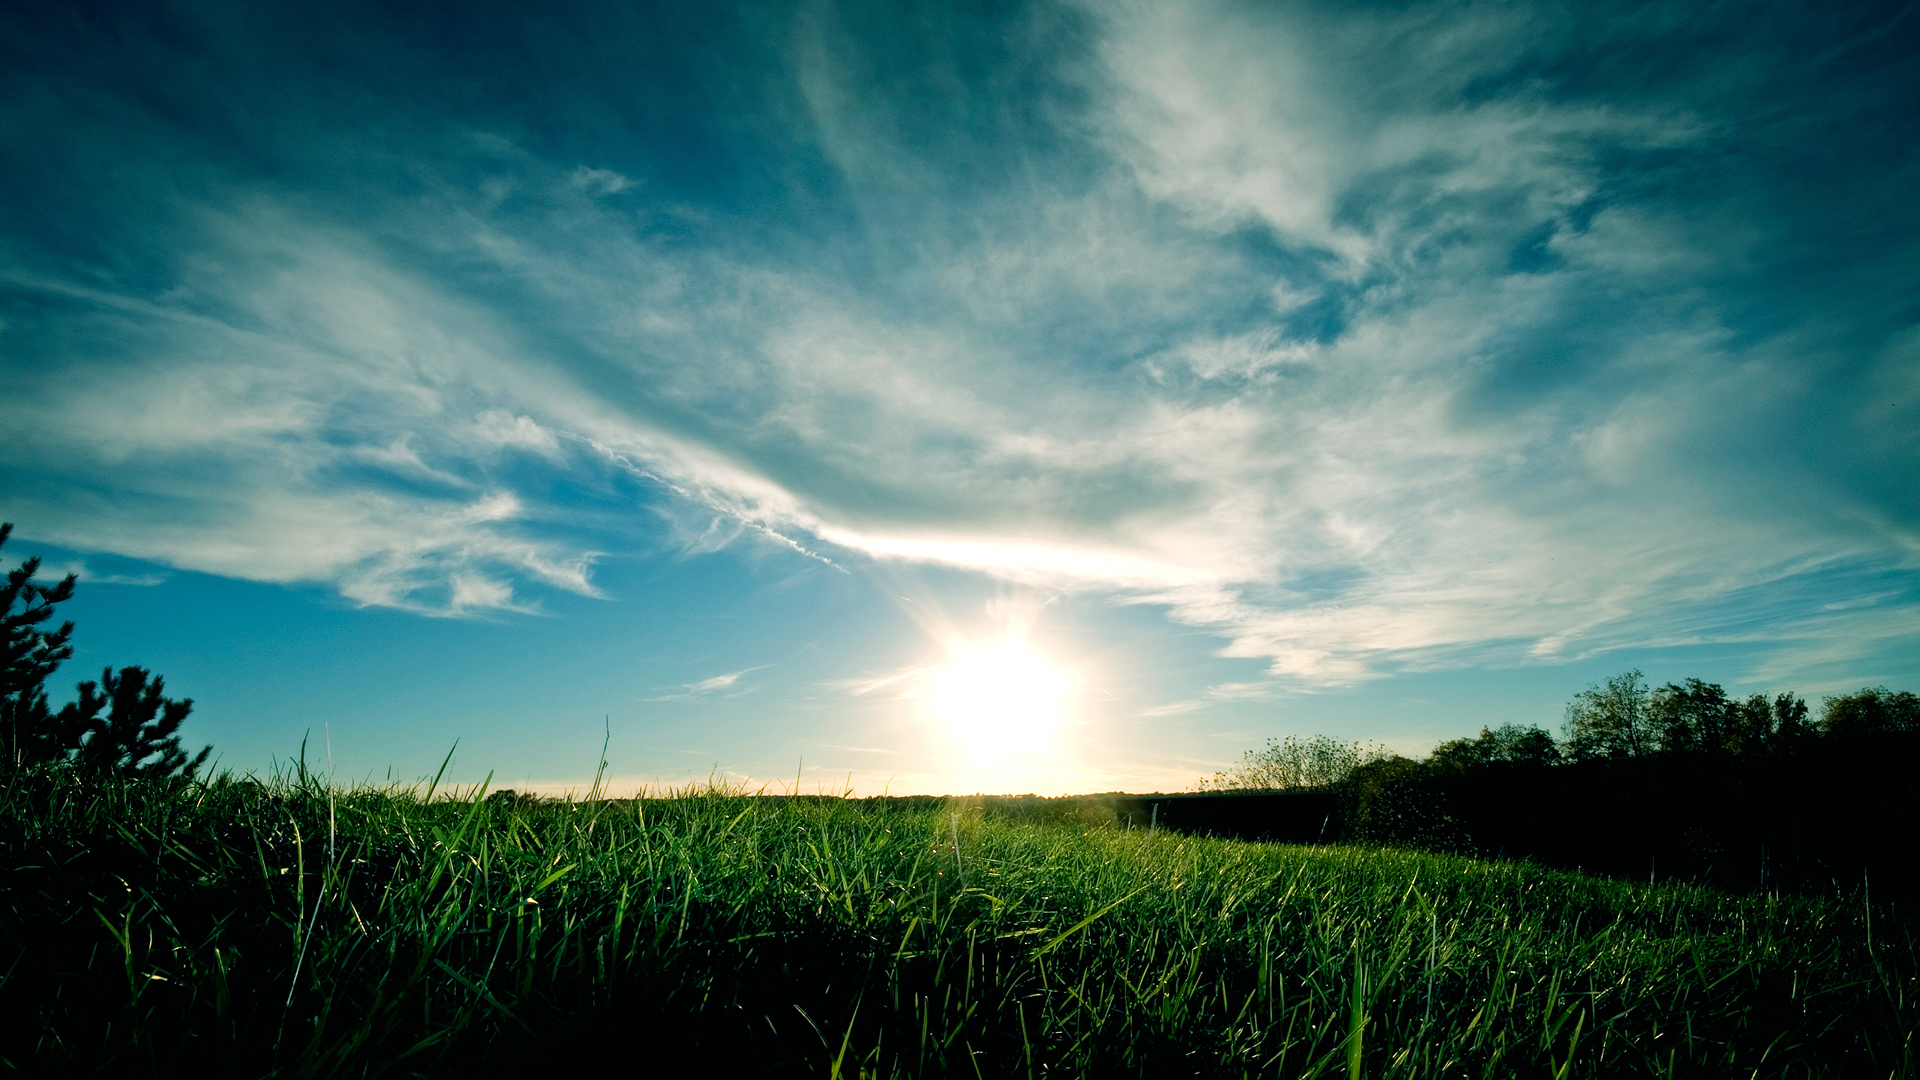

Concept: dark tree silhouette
[[1649, 678, 1735, 754], [58, 666, 210, 779], [1820, 686, 1920, 739], [1729, 690, 1811, 754], [1429, 724, 1560, 770], [1213, 668, 1917, 897], [1, 523, 77, 769], [0, 523, 210, 778]]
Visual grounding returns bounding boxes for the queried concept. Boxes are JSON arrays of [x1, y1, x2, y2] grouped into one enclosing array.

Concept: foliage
[[1340, 754, 1464, 850], [1427, 723, 1560, 771], [0, 768, 1910, 1077], [1197, 734, 1389, 792], [0, 524, 208, 778], [1561, 669, 1651, 760], [1645, 680, 1814, 756], [1739, 689, 1814, 751], [1561, 671, 1815, 761], [1219, 671, 1910, 898], [1821, 686, 1920, 739], [59, 666, 211, 779], [1647, 677, 1735, 754], [0, 522, 77, 770]]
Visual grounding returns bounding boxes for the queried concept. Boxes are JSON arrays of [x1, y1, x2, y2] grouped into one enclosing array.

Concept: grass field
[[1, 764, 1913, 1077]]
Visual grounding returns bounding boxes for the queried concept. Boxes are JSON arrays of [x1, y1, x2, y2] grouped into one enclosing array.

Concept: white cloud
[[1086, 0, 1702, 277], [1172, 329, 1316, 382], [0, 207, 615, 616], [566, 166, 634, 196], [38, 561, 167, 587], [2, 0, 1911, 685], [10, 149, 1902, 668], [473, 410, 563, 459]]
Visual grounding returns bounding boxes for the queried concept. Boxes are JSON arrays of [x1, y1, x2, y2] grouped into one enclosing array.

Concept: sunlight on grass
[[1, 764, 1911, 1076]]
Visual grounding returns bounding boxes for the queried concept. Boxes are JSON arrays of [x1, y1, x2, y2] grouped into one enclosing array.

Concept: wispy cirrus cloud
[[645, 667, 771, 703]]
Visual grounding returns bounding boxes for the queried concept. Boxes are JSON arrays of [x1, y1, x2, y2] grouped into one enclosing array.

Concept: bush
[[1196, 733, 1390, 792]]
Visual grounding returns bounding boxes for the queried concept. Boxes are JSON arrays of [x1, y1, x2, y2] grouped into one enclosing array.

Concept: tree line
[[1207, 671, 1915, 793], [0, 524, 209, 778], [1203, 672, 1920, 899]]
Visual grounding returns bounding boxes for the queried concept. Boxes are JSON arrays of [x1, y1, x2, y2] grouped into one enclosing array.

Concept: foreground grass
[[1, 768, 1913, 1077]]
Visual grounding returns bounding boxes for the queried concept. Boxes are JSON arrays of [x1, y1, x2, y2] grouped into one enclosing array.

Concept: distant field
[[1, 769, 1911, 1077]]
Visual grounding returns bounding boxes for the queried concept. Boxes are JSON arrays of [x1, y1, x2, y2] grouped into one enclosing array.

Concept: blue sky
[[3, 0, 1916, 794]]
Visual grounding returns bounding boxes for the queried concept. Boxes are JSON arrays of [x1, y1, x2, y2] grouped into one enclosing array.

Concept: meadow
[[1, 764, 1912, 1078]]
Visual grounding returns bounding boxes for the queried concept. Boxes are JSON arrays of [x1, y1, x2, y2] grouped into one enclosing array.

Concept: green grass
[[1, 765, 1912, 1077]]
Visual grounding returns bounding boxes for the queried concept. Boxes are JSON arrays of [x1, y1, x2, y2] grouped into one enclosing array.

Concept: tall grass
[[1, 763, 1912, 1077]]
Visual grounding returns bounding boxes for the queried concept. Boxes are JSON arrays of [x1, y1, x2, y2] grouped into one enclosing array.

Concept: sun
[[926, 637, 1072, 758]]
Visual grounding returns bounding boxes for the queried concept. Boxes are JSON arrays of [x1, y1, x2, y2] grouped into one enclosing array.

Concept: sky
[[2, 0, 1916, 796]]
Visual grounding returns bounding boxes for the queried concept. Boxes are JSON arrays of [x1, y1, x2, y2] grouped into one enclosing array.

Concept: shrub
[[1196, 733, 1389, 792]]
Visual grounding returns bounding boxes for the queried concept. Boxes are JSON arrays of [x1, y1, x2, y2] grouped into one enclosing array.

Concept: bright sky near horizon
[[2, 0, 1916, 796]]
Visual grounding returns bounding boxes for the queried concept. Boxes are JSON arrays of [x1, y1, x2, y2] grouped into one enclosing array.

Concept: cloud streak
[[645, 667, 771, 703]]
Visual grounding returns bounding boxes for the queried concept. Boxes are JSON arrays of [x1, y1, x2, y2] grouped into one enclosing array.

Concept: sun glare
[[927, 638, 1072, 758]]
